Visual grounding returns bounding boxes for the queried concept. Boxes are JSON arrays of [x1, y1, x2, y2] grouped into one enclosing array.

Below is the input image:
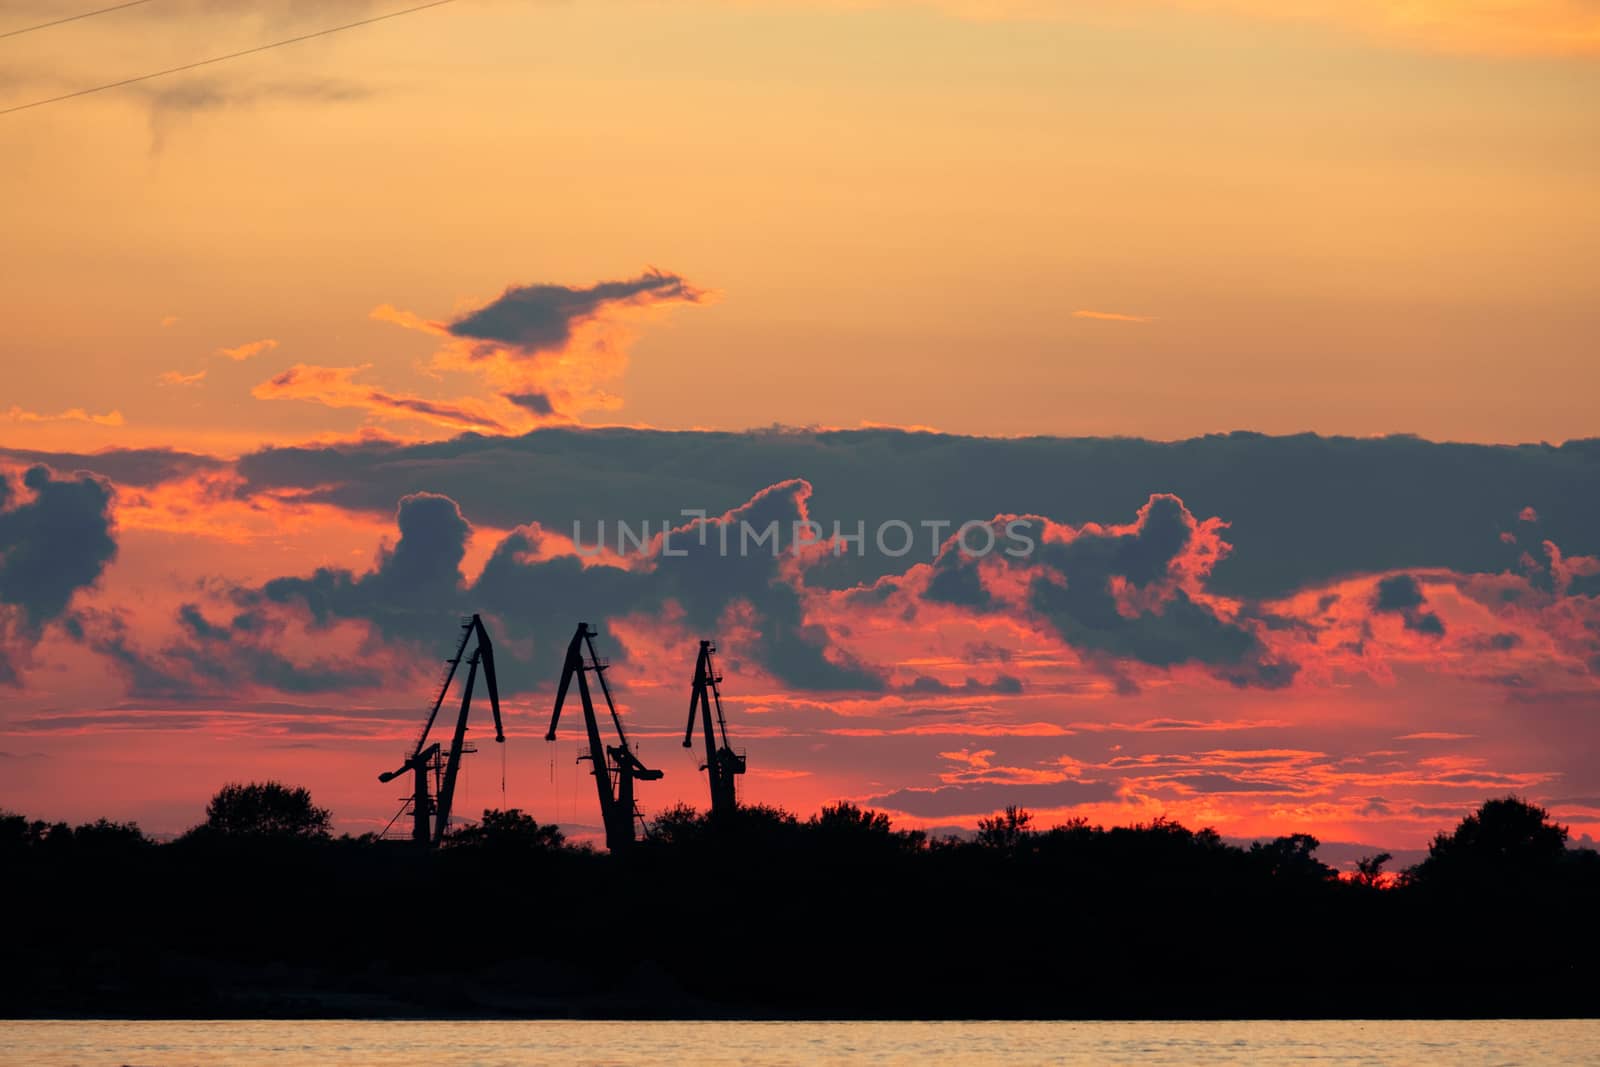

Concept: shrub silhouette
[[808, 801, 924, 853], [1355, 851, 1393, 888], [446, 808, 565, 851], [976, 804, 1035, 852]]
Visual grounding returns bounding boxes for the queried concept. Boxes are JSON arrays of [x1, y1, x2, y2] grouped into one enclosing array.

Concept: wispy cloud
[[251, 363, 511, 434], [888, 1, 1600, 56], [2, 406, 123, 427], [1073, 309, 1153, 324], [158, 369, 207, 387], [140, 76, 379, 152], [218, 338, 279, 361]]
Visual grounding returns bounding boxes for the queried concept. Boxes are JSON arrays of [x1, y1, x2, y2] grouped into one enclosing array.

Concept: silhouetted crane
[[684, 639, 745, 818], [379, 613, 504, 846], [545, 622, 661, 853]]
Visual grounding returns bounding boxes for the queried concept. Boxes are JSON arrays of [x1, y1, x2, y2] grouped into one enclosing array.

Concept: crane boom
[[412, 617, 474, 756], [433, 651, 479, 841], [683, 639, 745, 818], [379, 613, 505, 846], [546, 622, 661, 853]]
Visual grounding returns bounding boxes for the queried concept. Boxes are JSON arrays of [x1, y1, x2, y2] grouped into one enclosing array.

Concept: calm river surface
[[3, 1019, 1595, 1066]]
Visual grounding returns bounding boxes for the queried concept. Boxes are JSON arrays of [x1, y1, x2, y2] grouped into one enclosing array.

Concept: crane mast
[[379, 614, 505, 846], [684, 639, 745, 818], [545, 622, 661, 853]]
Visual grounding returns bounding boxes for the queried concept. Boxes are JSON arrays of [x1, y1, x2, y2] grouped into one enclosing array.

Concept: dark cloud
[[914, 495, 1296, 688], [1472, 631, 1523, 652], [862, 779, 1116, 819], [1406, 611, 1446, 637], [504, 391, 555, 416], [69, 610, 193, 700], [170, 604, 371, 695], [78, 601, 372, 702], [1371, 573, 1446, 637], [962, 641, 1013, 664], [0, 447, 222, 487], [447, 270, 701, 354], [247, 482, 881, 692], [46, 493, 473, 699], [254, 491, 470, 646], [238, 476, 1299, 692], [0, 466, 117, 628], [900, 674, 1023, 695], [230, 429, 1600, 601], [1374, 574, 1426, 612], [25, 428, 1596, 700], [1357, 795, 1393, 817], [1156, 774, 1302, 795], [923, 547, 994, 607], [633, 481, 883, 691]]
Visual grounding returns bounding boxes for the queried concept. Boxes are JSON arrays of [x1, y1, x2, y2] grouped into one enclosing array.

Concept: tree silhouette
[[195, 781, 331, 840], [648, 802, 707, 846], [1250, 833, 1338, 882], [1411, 795, 1568, 886]]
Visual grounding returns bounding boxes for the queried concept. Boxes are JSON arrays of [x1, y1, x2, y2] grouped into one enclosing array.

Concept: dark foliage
[[1409, 795, 1570, 889], [190, 781, 333, 841], [2, 794, 1595, 1019]]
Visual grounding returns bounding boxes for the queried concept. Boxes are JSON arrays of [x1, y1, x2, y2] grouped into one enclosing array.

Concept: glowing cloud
[[218, 338, 280, 361], [2, 407, 124, 427], [376, 268, 707, 425], [1073, 309, 1153, 323], [251, 364, 515, 434]]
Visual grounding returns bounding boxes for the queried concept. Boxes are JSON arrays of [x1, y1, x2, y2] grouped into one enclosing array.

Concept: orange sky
[[2, 0, 1598, 856], [3, 0, 1598, 450]]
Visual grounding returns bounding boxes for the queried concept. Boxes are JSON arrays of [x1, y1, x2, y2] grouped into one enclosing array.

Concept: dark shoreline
[[10, 970, 1597, 1022]]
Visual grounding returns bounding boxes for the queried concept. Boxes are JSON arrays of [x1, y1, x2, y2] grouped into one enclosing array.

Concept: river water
[[3, 1019, 1595, 1065]]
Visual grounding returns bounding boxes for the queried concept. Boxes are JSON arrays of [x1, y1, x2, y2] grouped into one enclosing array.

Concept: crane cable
[[1, 0, 456, 117]]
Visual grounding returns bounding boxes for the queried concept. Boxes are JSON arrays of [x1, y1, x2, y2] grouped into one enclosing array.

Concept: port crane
[[379, 613, 504, 846], [545, 622, 661, 853], [684, 639, 745, 818]]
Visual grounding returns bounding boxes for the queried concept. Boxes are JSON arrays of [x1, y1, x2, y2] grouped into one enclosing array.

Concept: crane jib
[[379, 613, 505, 847]]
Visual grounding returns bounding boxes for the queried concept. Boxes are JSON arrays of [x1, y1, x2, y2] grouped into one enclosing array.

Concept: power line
[[0, 0, 156, 41], [0, 0, 456, 117]]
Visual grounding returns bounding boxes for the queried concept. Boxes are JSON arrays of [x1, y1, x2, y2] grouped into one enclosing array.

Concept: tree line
[[4, 789, 1596, 1018]]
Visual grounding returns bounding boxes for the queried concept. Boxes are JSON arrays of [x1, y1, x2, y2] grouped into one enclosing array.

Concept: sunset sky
[[2, 0, 1597, 857]]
